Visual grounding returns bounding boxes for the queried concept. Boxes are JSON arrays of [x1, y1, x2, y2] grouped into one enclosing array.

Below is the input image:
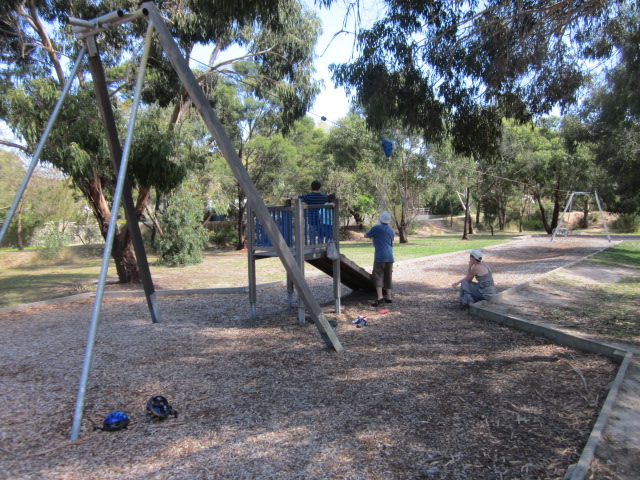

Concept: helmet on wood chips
[[146, 395, 178, 420], [96, 410, 130, 431]]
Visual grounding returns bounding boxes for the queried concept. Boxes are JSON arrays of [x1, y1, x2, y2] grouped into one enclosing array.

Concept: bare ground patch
[[484, 261, 640, 347]]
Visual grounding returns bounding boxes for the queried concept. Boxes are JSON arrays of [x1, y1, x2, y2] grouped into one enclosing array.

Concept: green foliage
[[610, 214, 640, 234], [156, 188, 209, 266], [520, 216, 545, 231], [207, 221, 237, 246], [36, 225, 69, 261], [591, 240, 640, 268], [330, 0, 607, 158], [129, 107, 187, 193]]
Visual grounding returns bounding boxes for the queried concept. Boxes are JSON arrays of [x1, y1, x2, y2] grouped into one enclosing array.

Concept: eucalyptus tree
[[0, 149, 81, 249], [204, 59, 322, 250], [324, 113, 438, 240], [558, 115, 602, 227], [324, 114, 382, 229], [427, 143, 477, 237], [579, 4, 640, 214], [380, 131, 437, 242], [329, 0, 627, 159], [498, 118, 581, 233], [0, 0, 322, 281]]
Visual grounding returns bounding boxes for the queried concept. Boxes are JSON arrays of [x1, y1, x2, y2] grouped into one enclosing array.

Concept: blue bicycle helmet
[[97, 411, 130, 431], [146, 396, 178, 421]]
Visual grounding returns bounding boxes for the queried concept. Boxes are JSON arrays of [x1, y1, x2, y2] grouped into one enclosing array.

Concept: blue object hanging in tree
[[381, 139, 393, 158]]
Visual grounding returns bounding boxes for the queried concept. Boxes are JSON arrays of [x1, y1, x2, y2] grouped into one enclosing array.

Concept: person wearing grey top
[[452, 249, 497, 309]]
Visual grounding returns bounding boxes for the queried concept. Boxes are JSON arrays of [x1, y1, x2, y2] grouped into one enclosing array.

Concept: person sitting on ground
[[452, 249, 497, 309], [365, 211, 394, 307]]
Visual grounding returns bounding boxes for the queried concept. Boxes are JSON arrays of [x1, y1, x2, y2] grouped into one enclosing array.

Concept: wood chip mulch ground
[[0, 237, 620, 479]]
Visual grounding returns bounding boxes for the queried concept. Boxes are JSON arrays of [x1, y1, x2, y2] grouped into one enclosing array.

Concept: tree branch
[[0, 139, 28, 152], [20, 0, 65, 85]]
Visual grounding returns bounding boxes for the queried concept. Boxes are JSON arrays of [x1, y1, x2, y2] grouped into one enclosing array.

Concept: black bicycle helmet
[[146, 395, 178, 420], [96, 410, 130, 431]]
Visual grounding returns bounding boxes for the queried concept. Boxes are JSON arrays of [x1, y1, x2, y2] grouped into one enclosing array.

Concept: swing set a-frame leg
[[85, 36, 161, 323], [0, 45, 87, 246], [144, 2, 342, 353]]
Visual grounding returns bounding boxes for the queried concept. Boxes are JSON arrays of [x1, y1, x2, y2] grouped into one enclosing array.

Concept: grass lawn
[[0, 232, 631, 309], [339, 233, 515, 266], [0, 233, 518, 308]]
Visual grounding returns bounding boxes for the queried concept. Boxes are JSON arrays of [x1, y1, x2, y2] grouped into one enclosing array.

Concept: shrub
[[207, 221, 237, 246], [521, 216, 544, 231], [610, 214, 640, 234], [36, 225, 70, 261], [156, 189, 209, 266]]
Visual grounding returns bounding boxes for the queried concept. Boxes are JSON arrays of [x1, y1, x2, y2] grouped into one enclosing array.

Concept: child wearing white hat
[[365, 211, 394, 307]]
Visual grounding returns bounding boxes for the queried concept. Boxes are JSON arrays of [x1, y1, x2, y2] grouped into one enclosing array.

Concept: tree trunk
[[549, 188, 562, 232], [349, 209, 366, 230], [79, 169, 139, 283], [151, 191, 163, 246], [397, 209, 408, 243], [533, 191, 551, 234], [462, 187, 470, 240], [518, 190, 528, 233], [580, 197, 589, 228]]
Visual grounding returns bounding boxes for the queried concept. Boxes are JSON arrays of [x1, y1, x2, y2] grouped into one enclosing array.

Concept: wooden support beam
[[86, 38, 161, 323], [332, 200, 341, 313], [294, 199, 306, 325], [143, 3, 342, 351]]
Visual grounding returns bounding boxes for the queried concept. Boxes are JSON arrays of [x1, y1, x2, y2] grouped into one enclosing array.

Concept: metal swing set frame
[[550, 191, 611, 242], [0, 2, 342, 441]]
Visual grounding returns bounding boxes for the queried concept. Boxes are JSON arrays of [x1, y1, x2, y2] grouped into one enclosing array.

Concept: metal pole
[[70, 24, 154, 440], [0, 45, 87, 245], [551, 192, 574, 242], [594, 191, 611, 242]]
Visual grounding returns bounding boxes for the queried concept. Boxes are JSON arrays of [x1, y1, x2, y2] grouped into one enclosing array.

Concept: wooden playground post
[[294, 199, 306, 324], [247, 203, 257, 319], [332, 199, 341, 313]]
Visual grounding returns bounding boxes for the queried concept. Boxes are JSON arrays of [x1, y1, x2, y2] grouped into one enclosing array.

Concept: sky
[[306, 2, 358, 124], [189, 1, 381, 126], [306, 1, 384, 124]]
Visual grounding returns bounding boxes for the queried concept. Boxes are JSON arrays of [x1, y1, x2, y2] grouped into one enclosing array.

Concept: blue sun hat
[[379, 211, 392, 224]]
